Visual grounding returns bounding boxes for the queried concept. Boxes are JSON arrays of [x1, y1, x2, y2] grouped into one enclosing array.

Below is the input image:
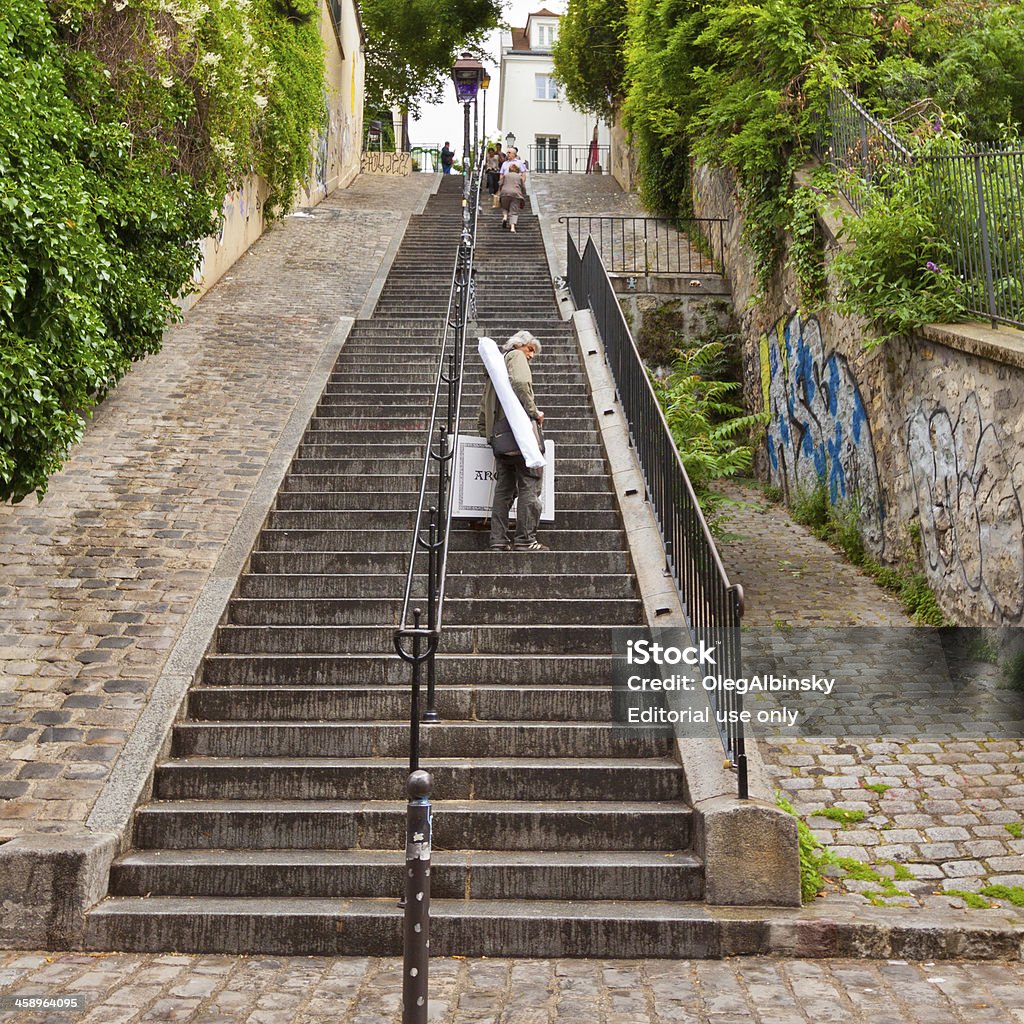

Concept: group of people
[[485, 145, 529, 233]]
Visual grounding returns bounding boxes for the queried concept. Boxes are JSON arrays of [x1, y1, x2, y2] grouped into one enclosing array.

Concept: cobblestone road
[[2, 951, 1024, 1024], [0, 173, 435, 841]]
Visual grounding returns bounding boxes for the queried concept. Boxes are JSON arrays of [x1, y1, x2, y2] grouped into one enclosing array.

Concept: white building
[[495, 8, 611, 173]]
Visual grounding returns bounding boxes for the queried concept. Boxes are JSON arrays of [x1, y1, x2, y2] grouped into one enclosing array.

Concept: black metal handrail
[[566, 230, 748, 798], [393, 153, 485, 772], [527, 143, 610, 173], [559, 216, 726, 276]]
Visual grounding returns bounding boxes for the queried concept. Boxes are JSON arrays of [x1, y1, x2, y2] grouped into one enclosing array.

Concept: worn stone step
[[201, 653, 616, 687], [272, 486, 616, 511], [86, 897, 736, 958], [187, 685, 624, 723], [108, 849, 701, 901], [236, 571, 636, 600], [253, 528, 625, 554], [214, 620, 622, 656], [281, 474, 612, 495], [171, 720, 660, 758], [131, 800, 691, 851], [88, 897, 741, 958], [249, 549, 628, 576], [153, 757, 683, 802]]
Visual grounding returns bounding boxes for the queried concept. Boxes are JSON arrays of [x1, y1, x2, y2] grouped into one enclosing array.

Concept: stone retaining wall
[[693, 164, 1024, 626]]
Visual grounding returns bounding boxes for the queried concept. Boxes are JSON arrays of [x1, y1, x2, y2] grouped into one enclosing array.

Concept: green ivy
[[0, 0, 327, 501]]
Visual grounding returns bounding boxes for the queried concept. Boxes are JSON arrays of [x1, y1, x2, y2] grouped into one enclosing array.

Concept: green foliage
[[551, 0, 628, 122], [1004, 822, 1023, 839], [0, 0, 328, 501], [788, 185, 828, 309], [359, 0, 500, 116], [944, 888, 995, 909], [813, 807, 866, 827], [862, 782, 892, 795], [651, 340, 766, 495], [776, 793, 832, 903], [831, 166, 966, 344], [979, 883, 1024, 907], [785, 478, 947, 625]]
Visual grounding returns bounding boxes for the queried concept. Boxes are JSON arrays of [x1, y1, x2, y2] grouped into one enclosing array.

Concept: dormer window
[[533, 21, 557, 49]]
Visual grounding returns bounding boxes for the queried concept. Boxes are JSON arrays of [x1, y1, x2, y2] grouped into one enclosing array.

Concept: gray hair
[[502, 329, 541, 354]]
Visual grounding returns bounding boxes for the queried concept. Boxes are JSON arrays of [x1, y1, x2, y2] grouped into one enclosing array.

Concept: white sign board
[[451, 434, 555, 520]]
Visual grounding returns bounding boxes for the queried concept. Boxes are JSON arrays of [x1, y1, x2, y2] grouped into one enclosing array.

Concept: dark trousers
[[490, 455, 543, 546]]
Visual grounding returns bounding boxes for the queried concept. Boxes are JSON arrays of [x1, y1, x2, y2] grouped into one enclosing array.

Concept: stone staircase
[[86, 175, 714, 957]]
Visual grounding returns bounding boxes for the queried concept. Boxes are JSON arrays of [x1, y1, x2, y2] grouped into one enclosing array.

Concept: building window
[[535, 74, 559, 101], [535, 23, 557, 48]]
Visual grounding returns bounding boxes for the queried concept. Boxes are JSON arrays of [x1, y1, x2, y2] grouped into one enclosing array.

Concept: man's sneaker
[[513, 540, 549, 551], [489, 542, 512, 551]]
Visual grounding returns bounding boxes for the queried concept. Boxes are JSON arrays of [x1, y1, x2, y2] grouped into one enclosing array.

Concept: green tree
[[359, 0, 501, 118], [551, 0, 628, 123]]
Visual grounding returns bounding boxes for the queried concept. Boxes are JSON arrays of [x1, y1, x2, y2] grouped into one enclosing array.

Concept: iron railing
[[527, 143, 610, 174], [394, 160, 484, 766], [560, 216, 726, 276], [393, 153, 484, 1024], [566, 230, 748, 798], [816, 86, 1024, 329]]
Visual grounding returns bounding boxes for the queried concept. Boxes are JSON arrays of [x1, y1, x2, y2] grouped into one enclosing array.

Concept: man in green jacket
[[477, 330, 548, 551]]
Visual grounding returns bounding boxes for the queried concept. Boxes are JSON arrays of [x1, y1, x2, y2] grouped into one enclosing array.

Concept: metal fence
[[566, 230, 748, 799], [527, 144, 610, 174], [560, 216, 726, 276], [816, 86, 1024, 329]]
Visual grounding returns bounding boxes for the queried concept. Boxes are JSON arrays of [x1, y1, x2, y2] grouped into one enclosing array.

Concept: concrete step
[[236, 570, 636, 600], [170, 721, 662, 758], [153, 756, 683, 801], [227, 595, 642, 627], [280, 474, 613, 495], [187, 685, 628, 723], [200, 653, 615, 687], [131, 799, 691, 851], [272, 486, 616, 510], [86, 897, 736, 957], [108, 849, 702, 901], [253, 528, 626, 554], [248, 550, 628, 576]]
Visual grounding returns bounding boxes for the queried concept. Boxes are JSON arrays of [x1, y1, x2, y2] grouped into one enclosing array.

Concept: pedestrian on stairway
[[499, 147, 529, 176], [486, 146, 501, 206], [478, 331, 548, 551], [499, 163, 527, 233], [440, 141, 454, 174]]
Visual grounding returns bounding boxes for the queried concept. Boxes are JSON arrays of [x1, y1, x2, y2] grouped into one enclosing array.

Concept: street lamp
[[480, 69, 491, 147], [452, 52, 485, 172], [505, 131, 516, 153]]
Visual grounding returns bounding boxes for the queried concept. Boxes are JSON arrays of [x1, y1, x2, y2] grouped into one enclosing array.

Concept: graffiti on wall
[[760, 312, 884, 547], [361, 151, 412, 176], [906, 393, 1024, 622]]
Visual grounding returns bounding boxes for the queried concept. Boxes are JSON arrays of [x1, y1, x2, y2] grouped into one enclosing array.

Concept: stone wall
[[693, 163, 1024, 626]]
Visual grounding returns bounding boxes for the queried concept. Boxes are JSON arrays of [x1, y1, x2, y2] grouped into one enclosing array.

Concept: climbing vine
[[0, 0, 326, 502]]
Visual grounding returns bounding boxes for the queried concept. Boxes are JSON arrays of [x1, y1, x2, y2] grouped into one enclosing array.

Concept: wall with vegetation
[[695, 163, 1024, 627], [0, 0, 345, 502], [182, 0, 364, 310]]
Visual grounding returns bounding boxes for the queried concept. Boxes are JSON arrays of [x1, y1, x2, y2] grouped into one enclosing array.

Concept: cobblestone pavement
[[2, 951, 1024, 1023], [0, 172, 436, 841], [715, 480, 1024, 915]]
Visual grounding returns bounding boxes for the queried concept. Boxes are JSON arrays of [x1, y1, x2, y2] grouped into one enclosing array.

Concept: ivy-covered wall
[[695, 163, 1024, 627], [0, 0, 357, 501]]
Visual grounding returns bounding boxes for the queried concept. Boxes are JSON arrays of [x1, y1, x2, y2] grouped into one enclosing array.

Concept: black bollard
[[402, 769, 432, 1024]]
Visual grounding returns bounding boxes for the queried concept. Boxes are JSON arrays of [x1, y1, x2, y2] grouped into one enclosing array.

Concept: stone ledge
[[569, 307, 800, 909], [919, 320, 1024, 372]]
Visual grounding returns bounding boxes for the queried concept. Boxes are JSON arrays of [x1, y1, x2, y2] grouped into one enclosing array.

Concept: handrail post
[[424, 509, 440, 723], [402, 768, 432, 1024], [408, 608, 422, 773]]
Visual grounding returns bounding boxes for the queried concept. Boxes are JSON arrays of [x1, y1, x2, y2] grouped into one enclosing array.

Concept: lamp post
[[480, 69, 491, 150], [505, 130, 516, 153], [452, 52, 485, 172]]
